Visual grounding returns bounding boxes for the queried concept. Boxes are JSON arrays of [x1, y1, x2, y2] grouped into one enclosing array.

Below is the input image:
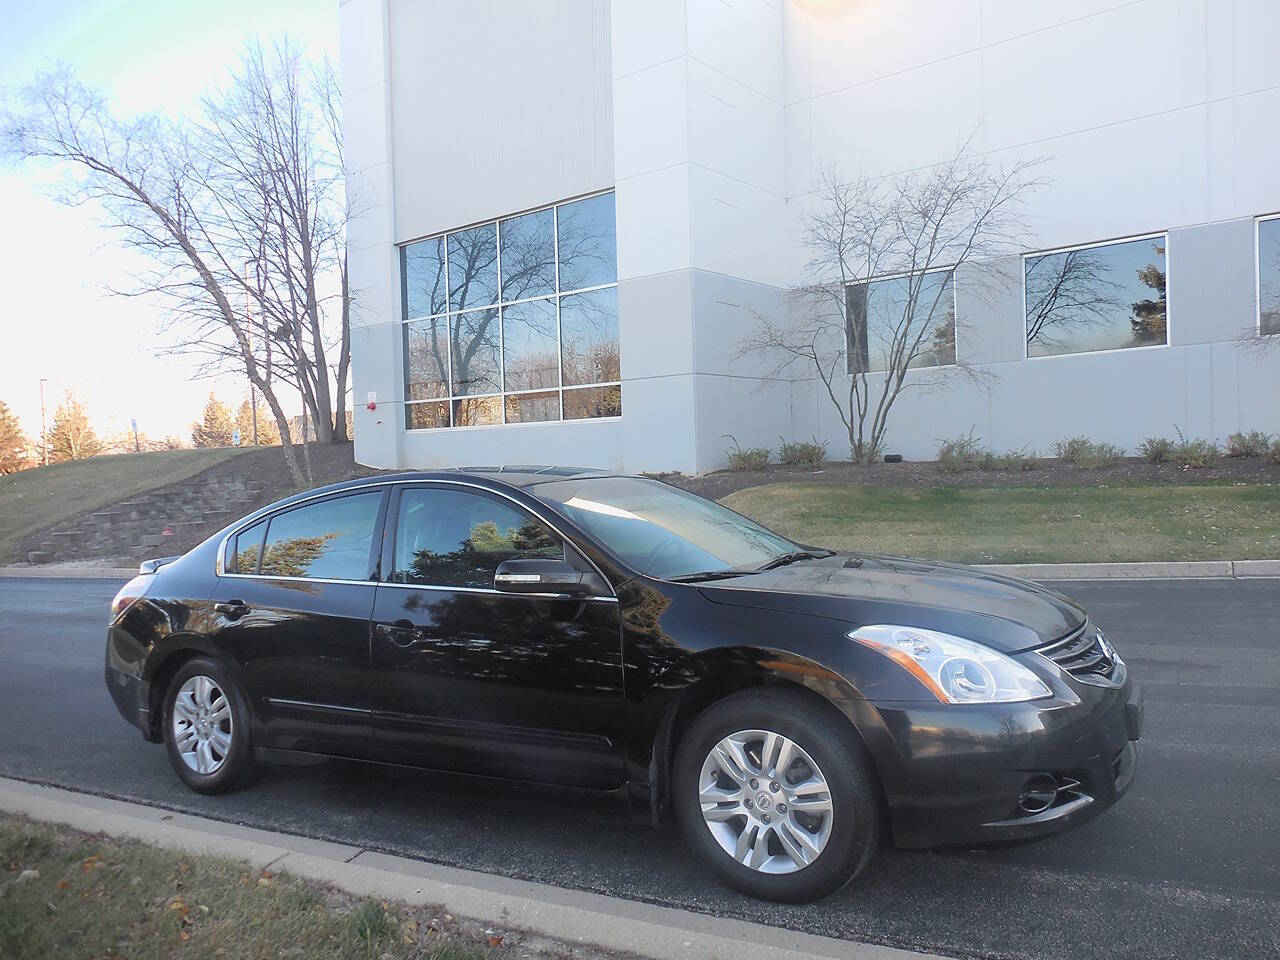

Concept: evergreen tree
[[191, 392, 235, 448], [0, 401, 29, 473], [48, 394, 103, 462], [234, 397, 281, 445]]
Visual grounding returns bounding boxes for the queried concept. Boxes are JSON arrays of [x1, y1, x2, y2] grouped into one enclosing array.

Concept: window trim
[[1021, 230, 1172, 362], [842, 266, 961, 376], [399, 189, 620, 432], [1255, 212, 1280, 338]]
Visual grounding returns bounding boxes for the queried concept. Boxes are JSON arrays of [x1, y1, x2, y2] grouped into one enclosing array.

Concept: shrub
[[1054, 436, 1123, 468], [1053, 435, 1092, 462], [778, 435, 827, 466], [992, 448, 1041, 471], [1171, 436, 1220, 468], [1226, 430, 1271, 458], [723, 435, 770, 472], [936, 430, 987, 473], [1271, 438, 1280, 464], [1139, 436, 1173, 463]]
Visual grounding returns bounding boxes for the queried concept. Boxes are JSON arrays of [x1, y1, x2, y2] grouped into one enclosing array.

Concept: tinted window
[[259, 493, 382, 580], [392, 488, 563, 589], [228, 519, 266, 574], [845, 271, 956, 374], [1260, 216, 1280, 337]]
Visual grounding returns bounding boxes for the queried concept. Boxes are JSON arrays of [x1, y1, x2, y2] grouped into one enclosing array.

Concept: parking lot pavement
[[1, 576, 1277, 960]]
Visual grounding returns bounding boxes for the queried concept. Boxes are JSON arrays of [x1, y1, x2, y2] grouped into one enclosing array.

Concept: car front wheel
[[673, 689, 880, 902], [163, 657, 260, 794]]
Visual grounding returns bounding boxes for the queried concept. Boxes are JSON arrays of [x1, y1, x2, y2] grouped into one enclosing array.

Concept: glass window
[[534, 477, 795, 580], [560, 287, 620, 386], [399, 192, 618, 430], [502, 298, 559, 391], [228, 519, 266, 575], [1025, 235, 1168, 358], [557, 193, 617, 291], [845, 272, 955, 374], [500, 208, 556, 301], [391, 487, 563, 589], [448, 223, 499, 311], [403, 236, 447, 318], [1260, 217, 1280, 337], [259, 493, 382, 580]]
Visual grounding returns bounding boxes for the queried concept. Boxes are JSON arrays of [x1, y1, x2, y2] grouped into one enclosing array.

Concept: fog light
[[1017, 774, 1059, 814]]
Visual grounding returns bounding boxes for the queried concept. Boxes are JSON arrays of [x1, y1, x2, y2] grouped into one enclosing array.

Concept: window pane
[[1260, 218, 1280, 337], [230, 519, 266, 574], [500, 208, 556, 301], [406, 401, 450, 430], [448, 223, 498, 310], [557, 193, 616, 291], [502, 298, 559, 391], [1025, 236, 1168, 357], [505, 390, 560, 423], [453, 396, 503, 426], [404, 318, 449, 401], [403, 236, 447, 318], [450, 307, 500, 395], [392, 488, 563, 588], [563, 385, 621, 420], [845, 272, 955, 375], [560, 287, 620, 386], [259, 493, 381, 580]]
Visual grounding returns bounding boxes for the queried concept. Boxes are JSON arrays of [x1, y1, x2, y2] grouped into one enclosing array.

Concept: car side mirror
[[493, 558, 587, 596]]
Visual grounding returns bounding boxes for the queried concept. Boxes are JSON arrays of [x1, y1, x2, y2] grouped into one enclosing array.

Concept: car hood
[[696, 554, 1085, 653]]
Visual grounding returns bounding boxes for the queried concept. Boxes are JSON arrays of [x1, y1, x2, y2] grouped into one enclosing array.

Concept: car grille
[[1036, 624, 1117, 682]]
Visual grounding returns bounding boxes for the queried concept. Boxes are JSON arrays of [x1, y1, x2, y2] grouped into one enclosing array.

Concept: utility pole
[[39, 378, 48, 466]]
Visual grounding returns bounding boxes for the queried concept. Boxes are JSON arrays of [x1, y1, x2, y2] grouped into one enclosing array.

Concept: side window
[[258, 492, 382, 581], [392, 487, 563, 589], [228, 519, 267, 574]]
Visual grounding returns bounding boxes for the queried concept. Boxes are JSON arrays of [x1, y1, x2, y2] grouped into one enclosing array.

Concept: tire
[[162, 657, 261, 794], [672, 688, 880, 902]]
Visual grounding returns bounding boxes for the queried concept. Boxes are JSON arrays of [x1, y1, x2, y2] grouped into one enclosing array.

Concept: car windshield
[[532, 476, 799, 580]]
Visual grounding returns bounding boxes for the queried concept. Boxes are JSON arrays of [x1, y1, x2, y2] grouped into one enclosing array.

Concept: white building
[[340, 0, 1280, 474]]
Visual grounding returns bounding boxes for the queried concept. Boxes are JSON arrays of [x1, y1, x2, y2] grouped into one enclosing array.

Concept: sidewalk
[[0, 777, 946, 960]]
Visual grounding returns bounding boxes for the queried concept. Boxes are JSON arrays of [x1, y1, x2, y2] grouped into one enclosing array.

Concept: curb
[[0, 566, 138, 579], [0, 777, 948, 960]]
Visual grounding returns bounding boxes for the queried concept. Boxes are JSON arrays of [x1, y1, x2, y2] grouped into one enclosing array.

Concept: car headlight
[[848, 625, 1052, 704]]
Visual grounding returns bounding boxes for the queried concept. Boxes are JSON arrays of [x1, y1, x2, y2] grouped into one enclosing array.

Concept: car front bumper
[[846, 670, 1143, 849]]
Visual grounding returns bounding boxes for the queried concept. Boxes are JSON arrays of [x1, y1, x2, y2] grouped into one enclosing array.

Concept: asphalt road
[[1, 576, 1277, 960]]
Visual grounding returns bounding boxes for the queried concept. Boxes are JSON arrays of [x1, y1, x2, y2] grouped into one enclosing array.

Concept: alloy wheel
[[698, 728, 835, 874], [172, 675, 233, 775]]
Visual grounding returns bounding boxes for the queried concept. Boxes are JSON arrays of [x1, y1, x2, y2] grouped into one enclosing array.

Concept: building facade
[[340, 0, 1280, 473]]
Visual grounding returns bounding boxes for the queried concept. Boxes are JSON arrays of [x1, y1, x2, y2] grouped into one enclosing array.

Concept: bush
[[1226, 430, 1271, 458], [936, 431, 987, 473], [778, 436, 827, 466], [1171, 436, 1220, 468], [723, 435, 770, 472], [1139, 436, 1173, 463], [1054, 436, 1123, 469], [991, 448, 1041, 472], [1271, 438, 1280, 464]]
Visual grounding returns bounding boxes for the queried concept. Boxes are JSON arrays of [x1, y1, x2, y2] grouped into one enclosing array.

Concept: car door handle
[[214, 600, 250, 619], [375, 620, 428, 648]]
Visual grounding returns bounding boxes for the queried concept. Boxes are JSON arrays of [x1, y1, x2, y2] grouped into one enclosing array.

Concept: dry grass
[[724, 481, 1280, 563]]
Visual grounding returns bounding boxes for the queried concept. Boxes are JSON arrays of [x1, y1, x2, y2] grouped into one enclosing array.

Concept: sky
[[0, 0, 340, 443]]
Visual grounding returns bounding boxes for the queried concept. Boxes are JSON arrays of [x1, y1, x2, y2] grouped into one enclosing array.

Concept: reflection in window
[[1025, 235, 1168, 358], [400, 192, 620, 429], [258, 493, 381, 580], [845, 272, 955, 375], [229, 519, 266, 574], [393, 488, 563, 589], [1260, 217, 1280, 337]]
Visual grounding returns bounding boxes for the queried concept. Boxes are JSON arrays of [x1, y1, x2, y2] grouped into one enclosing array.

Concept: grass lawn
[[723, 481, 1280, 564], [0, 448, 248, 564], [0, 815, 537, 960]]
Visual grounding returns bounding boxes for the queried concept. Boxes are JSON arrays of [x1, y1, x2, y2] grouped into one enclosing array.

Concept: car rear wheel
[[163, 657, 260, 794], [673, 688, 880, 902]]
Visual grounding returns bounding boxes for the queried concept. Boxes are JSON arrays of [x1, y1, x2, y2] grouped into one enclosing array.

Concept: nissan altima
[[105, 467, 1142, 902]]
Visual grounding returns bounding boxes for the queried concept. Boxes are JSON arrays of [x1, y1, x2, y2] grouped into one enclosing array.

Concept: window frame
[[377, 481, 618, 600], [1021, 231, 1172, 361], [1255, 212, 1280, 338], [842, 266, 960, 376], [215, 488, 390, 585], [399, 189, 622, 432]]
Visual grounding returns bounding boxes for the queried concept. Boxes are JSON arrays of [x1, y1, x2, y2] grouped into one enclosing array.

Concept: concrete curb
[[0, 777, 948, 960], [5, 560, 1280, 581]]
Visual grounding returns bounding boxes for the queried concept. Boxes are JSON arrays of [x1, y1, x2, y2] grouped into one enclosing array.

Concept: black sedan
[[105, 467, 1142, 902]]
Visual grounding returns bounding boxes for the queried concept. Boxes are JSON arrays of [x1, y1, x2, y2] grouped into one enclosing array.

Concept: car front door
[[369, 483, 625, 788], [209, 488, 387, 757]]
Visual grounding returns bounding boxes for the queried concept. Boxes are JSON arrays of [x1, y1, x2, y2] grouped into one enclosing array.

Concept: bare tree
[[1024, 247, 1123, 348], [1, 44, 350, 487], [740, 147, 1041, 463]]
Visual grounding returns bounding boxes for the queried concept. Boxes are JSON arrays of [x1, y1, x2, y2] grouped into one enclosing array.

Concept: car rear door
[[368, 482, 625, 788], [209, 488, 387, 757]]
